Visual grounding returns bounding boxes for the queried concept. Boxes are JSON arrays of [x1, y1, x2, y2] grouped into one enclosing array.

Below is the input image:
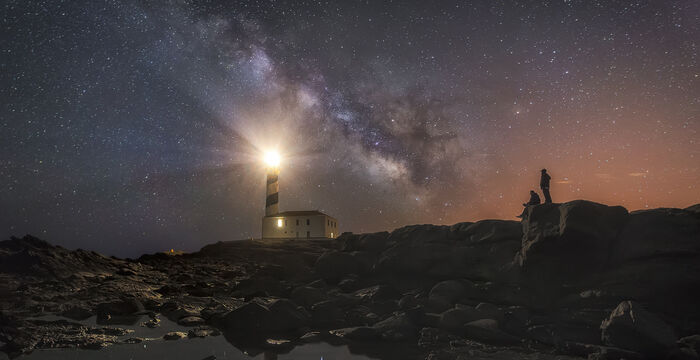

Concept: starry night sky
[[2, 1, 698, 257]]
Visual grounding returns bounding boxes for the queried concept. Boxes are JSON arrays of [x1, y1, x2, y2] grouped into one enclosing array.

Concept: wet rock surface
[[1, 200, 699, 359]]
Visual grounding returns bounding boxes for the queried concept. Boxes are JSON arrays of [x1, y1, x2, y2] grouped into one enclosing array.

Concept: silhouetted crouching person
[[517, 190, 541, 218], [540, 168, 552, 203]]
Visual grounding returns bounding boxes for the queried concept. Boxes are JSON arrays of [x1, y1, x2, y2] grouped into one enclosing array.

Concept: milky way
[[1, 1, 698, 256]]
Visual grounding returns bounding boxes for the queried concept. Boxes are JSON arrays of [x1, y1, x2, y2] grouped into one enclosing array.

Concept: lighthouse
[[261, 150, 338, 240]]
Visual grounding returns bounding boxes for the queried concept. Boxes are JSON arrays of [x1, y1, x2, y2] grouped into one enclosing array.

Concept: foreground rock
[[1, 200, 699, 360], [601, 301, 677, 356], [219, 299, 309, 341]]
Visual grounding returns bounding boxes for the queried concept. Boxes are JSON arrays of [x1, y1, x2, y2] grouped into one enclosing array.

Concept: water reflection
[[16, 315, 386, 360], [19, 339, 379, 360]]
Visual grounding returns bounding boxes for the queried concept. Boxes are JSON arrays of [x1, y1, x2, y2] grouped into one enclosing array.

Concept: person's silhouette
[[526, 190, 541, 206], [517, 190, 541, 218], [540, 169, 552, 203]]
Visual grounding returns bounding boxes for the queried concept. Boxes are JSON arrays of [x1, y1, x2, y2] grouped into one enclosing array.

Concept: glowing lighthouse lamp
[[260, 149, 339, 240], [264, 150, 281, 168]]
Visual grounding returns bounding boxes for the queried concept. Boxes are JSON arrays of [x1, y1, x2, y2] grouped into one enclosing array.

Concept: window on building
[[296, 219, 299, 226], [277, 219, 283, 227], [306, 231, 310, 238], [285, 220, 288, 226], [306, 219, 310, 225]]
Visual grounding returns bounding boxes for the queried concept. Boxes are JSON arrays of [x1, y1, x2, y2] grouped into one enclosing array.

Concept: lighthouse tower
[[265, 166, 280, 216]]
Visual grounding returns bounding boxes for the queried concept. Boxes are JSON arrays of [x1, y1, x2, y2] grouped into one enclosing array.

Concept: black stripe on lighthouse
[[266, 192, 279, 207], [266, 175, 278, 185]]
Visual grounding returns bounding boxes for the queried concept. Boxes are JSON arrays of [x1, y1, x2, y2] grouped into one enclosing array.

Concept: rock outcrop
[[516, 200, 629, 277], [375, 220, 522, 281], [601, 301, 678, 356]]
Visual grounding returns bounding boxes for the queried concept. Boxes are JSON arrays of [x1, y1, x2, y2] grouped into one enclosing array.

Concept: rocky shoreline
[[1, 200, 699, 359]]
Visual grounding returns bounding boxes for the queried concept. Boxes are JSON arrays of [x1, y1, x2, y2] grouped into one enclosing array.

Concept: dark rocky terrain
[[1, 200, 699, 359]]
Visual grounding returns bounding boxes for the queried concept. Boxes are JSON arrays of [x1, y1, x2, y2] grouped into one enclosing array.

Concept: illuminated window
[[277, 219, 283, 227]]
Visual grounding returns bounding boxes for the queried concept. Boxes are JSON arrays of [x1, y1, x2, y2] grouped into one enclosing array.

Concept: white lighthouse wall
[[262, 214, 339, 239]]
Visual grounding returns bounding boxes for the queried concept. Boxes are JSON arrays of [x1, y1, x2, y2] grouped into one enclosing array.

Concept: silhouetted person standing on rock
[[540, 168, 552, 203], [517, 190, 541, 218]]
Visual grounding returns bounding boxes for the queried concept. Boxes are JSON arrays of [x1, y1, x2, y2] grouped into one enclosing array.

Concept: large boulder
[[438, 306, 483, 331], [290, 286, 328, 308], [160, 301, 201, 322], [220, 299, 309, 337], [340, 232, 392, 253], [60, 305, 93, 320], [266, 298, 310, 331], [452, 220, 522, 244], [95, 298, 144, 324], [612, 208, 700, 262], [375, 225, 452, 276], [311, 300, 345, 327], [220, 301, 270, 335], [372, 312, 419, 341], [314, 251, 371, 281], [434, 220, 523, 280], [526, 322, 602, 346], [599, 208, 700, 321], [475, 302, 504, 322], [177, 316, 205, 326], [376, 221, 521, 280], [516, 201, 629, 276], [599, 258, 700, 325], [428, 280, 474, 312], [600, 301, 677, 356], [462, 319, 520, 345]]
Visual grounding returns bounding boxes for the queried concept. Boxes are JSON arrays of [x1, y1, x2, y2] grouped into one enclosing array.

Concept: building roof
[[266, 210, 333, 217]]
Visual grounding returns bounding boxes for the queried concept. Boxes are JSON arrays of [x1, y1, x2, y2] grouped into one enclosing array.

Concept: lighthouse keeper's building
[[262, 210, 338, 239]]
